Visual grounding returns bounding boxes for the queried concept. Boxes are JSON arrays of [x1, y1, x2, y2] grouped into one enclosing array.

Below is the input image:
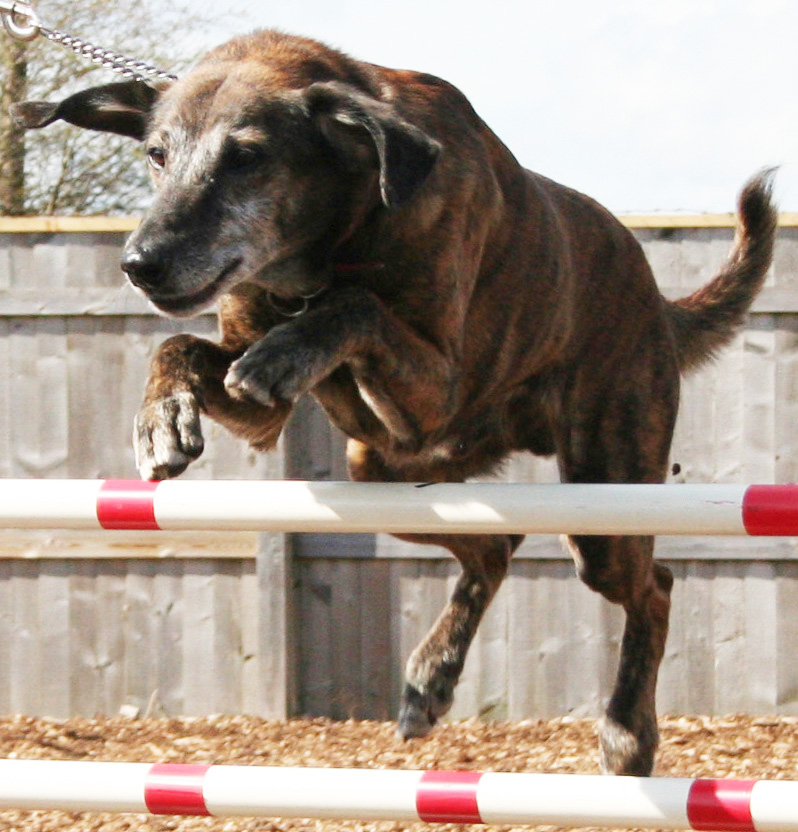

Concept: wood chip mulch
[[0, 714, 796, 831]]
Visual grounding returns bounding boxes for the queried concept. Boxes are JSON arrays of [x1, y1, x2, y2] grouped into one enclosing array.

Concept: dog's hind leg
[[555, 354, 679, 775], [563, 532, 673, 775], [346, 440, 523, 738]]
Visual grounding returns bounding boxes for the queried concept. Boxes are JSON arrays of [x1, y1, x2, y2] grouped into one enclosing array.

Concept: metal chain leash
[[0, 0, 178, 83], [38, 26, 178, 82]]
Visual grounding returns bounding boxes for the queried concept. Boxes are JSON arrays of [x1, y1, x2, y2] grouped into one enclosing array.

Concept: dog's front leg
[[135, 333, 291, 480], [225, 287, 459, 445]]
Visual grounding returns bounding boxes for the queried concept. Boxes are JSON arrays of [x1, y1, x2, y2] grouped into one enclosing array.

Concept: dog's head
[[12, 31, 441, 316]]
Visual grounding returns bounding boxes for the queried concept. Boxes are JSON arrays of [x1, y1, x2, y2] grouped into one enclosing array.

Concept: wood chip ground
[[0, 714, 796, 831]]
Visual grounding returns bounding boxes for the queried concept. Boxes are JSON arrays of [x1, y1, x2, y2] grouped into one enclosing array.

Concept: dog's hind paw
[[598, 714, 658, 776], [133, 391, 205, 480]]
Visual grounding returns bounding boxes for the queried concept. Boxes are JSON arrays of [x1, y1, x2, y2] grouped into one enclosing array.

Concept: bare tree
[[0, 0, 230, 215], [0, 38, 27, 214]]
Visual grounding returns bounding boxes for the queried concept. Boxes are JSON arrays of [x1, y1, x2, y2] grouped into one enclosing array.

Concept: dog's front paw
[[134, 391, 204, 480], [224, 329, 329, 407]]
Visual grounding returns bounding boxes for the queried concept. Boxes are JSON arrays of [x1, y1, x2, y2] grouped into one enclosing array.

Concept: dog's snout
[[121, 245, 169, 292]]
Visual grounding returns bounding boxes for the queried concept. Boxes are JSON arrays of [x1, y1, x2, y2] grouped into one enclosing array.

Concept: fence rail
[[1, 478, 797, 536], [0, 760, 791, 831]]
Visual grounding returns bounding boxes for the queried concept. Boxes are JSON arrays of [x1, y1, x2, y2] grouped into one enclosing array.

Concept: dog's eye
[[147, 147, 166, 171], [225, 144, 266, 172]]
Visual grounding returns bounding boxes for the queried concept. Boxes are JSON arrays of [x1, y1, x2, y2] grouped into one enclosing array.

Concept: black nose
[[121, 245, 169, 292]]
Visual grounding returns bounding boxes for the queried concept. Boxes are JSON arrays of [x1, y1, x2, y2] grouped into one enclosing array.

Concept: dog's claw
[[134, 391, 204, 480]]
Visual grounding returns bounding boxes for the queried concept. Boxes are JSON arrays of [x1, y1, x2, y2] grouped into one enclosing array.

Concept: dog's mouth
[[146, 259, 243, 318]]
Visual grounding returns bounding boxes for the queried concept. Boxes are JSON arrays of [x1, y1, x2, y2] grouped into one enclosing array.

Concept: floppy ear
[[10, 80, 167, 141], [305, 81, 441, 209]]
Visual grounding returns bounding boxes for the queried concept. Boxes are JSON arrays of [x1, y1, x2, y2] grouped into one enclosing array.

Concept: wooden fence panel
[[0, 558, 259, 719]]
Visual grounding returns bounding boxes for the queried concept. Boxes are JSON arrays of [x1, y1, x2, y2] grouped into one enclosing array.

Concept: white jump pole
[[0, 478, 793, 535], [0, 761, 793, 830]]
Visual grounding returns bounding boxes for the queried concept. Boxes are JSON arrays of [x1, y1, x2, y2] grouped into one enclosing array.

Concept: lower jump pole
[[0, 478, 794, 535], [0, 761, 794, 830]]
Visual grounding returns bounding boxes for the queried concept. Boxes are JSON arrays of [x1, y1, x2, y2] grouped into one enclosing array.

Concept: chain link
[[39, 26, 178, 82]]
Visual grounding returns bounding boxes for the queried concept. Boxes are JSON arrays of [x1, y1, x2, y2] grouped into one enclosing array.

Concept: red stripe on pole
[[742, 484, 798, 536], [145, 763, 211, 816], [687, 779, 756, 832], [97, 479, 160, 530], [416, 770, 483, 824]]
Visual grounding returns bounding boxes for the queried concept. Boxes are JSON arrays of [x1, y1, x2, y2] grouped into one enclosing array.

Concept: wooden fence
[[1, 214, 798, 721]]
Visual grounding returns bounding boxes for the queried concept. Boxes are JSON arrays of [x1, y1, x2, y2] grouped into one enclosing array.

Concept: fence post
[[256, 529, 296, 717]]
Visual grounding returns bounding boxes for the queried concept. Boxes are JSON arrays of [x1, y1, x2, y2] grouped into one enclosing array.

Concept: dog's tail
[[666, 168, 778, 374]]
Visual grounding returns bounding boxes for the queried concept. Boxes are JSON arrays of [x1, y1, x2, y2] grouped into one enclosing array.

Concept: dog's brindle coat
[[13, 29, 777, 775]]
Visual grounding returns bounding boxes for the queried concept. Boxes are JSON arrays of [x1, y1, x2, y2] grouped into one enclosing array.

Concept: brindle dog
[[12, 29, 777, 775]]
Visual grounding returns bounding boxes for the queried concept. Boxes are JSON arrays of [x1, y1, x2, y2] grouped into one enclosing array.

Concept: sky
[[191, 0, 797, 214]]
